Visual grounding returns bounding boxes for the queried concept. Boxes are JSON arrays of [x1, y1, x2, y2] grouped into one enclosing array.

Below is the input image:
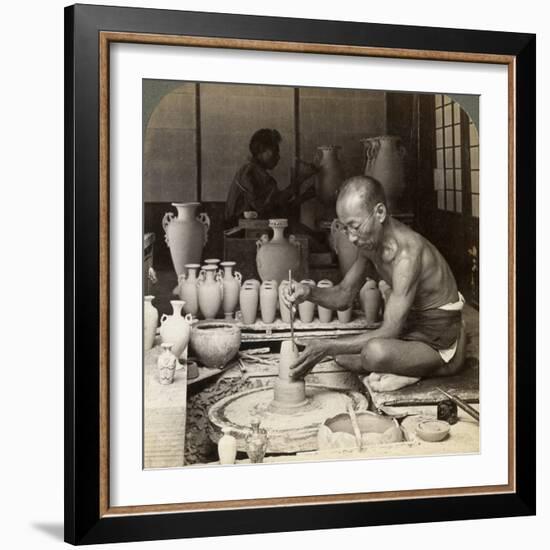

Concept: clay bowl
[[190, 322, 241, 369], [415, 419, 451, 442], [318, 411, 403, 450]]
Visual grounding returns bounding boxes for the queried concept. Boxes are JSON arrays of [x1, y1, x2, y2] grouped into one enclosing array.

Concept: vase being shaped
[[256, 219, 301, 284], [162, 202, 210, 277]]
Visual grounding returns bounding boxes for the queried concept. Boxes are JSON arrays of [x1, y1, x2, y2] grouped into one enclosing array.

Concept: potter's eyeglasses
[[342, 210, 375, 237]]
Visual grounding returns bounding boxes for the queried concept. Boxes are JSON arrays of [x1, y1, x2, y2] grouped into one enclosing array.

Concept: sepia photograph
[[142, 80, 480, 469]]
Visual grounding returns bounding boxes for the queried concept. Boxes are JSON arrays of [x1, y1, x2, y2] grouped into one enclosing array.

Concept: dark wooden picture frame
[[65, 4, 536, 545]]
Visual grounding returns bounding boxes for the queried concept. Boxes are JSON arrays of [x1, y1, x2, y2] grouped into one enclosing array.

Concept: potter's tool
[[437, 399, 458, 425], [347, 404, 363, 450], [436, 387, 479, 422], [288, 270, 296, 347]]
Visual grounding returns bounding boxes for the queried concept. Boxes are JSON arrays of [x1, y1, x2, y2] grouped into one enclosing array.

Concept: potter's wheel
[[208, 384, 369, 453]]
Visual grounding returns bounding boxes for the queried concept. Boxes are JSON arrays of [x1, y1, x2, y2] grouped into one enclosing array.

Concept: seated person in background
[[224, 128, 318, 228], [281, 175, 467, 392]]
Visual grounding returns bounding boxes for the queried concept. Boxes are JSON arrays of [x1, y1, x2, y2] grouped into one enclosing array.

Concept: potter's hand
[[280, 280, 311, 310], [290, 339, 329, 380], [294, 156, 321, 182]]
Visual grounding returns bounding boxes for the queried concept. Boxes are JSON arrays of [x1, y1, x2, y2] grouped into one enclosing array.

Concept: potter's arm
[[320, 253, 421, 357], [308, 256, 369, 310]]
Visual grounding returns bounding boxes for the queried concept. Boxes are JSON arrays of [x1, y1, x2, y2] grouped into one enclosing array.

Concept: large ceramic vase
[[240, 280, 259, 324], [330, 219, 358, 277], [317, 279, 334, 323], [143, 295, 158, 351], [220, 261, 242, 320], [361, 136, 407, 213], [197, 265, 222, 320], [178, 263, 200, 317], [360, 278, 382, 324], [256, 219, 301, 285], [162, 202, 210, 277], [297, 279, 316, 323], [259, 280, 278, 324], [315, 145, 344, 206], [159, 300, 194, 358]]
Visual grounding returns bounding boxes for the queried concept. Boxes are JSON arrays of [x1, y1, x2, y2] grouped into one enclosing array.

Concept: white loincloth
[[437, 292, 465, 363]]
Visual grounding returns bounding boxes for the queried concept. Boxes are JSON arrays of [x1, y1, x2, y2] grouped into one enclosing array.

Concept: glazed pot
[[157, 343, 177, 385], [259, 280, 278, 324], [360, 278, 382, 324], [315, 145, 344, 206], [245, 417, 268, 463], [162, 202, 210, 277], [240, 282, 259, 324], [190, 322, 241, 369], [361, 136, 407, 213], [197, 265, 222, 320], [297, 279, 316, 324], [317, 279, 334, 323], [159, 300, 194, 359], [143, 295, 158, 351], [178, 263, 200, 317], [220, 261, 242, 320], [330, 219, 358, 277], [256, 219, 301, 284]]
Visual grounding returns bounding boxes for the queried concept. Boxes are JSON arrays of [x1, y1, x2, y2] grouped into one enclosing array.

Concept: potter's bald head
[[336, 176, 386, 216]]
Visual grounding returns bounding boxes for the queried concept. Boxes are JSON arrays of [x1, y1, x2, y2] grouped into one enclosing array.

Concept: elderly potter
[[281, 175, 466, 392]]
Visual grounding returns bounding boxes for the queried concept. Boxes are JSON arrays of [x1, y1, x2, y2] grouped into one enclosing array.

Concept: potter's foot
[[365, 372, 420, 392]]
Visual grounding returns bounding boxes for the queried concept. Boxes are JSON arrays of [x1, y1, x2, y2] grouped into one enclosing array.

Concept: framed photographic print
[[65, 3, 536, 545]]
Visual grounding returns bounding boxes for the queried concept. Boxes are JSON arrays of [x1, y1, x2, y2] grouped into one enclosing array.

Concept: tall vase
[[272, 340, 306, 409], [256, 219, 302, 284], [239, 281, 259, 325], [317, 279, 334, 323], [143, 295, 158, 351], [220, 261, 242, 320], [162, 202, 210, 277], [259, 280, 278, 324], [361, 136, 407, 213], [197, 265, 222, 320], [330, 219, 358, 277], [218, 428, 237, 465], [159, 300, 194, 358], [178, 263, 200, 317], [360, 278, 382, 324], [315, 145, 344, 206], [297, 279, 316, 323]]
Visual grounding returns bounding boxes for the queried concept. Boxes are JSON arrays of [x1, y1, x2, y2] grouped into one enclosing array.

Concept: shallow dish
[[415, 419, 451, 442]]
